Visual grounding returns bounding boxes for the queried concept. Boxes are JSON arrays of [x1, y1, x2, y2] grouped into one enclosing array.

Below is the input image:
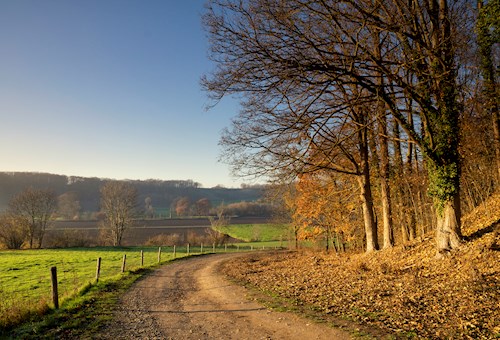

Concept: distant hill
[[0, 172, 266, 214]]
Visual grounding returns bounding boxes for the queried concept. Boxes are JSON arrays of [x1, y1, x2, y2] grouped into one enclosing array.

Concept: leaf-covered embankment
[[222, 195, 500, 339]]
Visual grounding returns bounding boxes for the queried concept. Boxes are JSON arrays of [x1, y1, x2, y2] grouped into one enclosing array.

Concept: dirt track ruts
[[95, 253, 351, 339]]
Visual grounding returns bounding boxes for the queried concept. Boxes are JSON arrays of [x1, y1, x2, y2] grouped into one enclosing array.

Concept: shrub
[[0, 214, 25, 249], [44, 230, 93, 248]]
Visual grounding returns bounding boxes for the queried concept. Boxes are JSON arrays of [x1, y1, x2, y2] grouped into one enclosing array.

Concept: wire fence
[[0, 248, 166, 322]]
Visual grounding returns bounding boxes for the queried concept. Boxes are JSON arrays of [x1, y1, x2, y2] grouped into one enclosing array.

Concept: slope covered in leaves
[[222, 195, 500, 339]]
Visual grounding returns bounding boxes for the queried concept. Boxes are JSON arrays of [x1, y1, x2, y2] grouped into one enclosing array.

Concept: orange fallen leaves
[[222, 196, 500, 338]]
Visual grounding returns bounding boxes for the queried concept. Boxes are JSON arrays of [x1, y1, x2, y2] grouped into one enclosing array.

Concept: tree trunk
[[392, 120, 403, 172], [435, 194, 462, 255], [373, 26, 394, 249], [358, 175, 379, 252], [425, 0, 462, 253], [379, 115, 394, 248], [358, 125, 379, 252], [492, 111, 500, 181]]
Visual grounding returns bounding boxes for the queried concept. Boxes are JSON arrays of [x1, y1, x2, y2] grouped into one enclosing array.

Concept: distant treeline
[[0, 172, 266, 216]]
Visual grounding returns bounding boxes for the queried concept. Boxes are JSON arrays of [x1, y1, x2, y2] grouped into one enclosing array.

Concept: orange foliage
[[292, 172, 358, 243]]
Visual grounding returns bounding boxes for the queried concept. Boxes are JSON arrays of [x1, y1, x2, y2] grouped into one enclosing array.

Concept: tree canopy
[[204, 0, 481, 254]]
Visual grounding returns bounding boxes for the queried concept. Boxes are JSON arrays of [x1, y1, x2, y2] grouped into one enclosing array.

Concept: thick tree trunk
[[435, 194, 462, 255], [425, 0, 462, 254]]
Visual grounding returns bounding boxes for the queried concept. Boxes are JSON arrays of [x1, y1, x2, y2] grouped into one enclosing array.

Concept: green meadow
[[0, 247, 186, 330], [216, 223, 290, 242], [0, 223, 291, 331]]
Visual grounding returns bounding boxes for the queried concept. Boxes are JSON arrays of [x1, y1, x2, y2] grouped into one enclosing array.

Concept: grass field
[[216, 223, 290, 242], [0, 246, 190, 330]]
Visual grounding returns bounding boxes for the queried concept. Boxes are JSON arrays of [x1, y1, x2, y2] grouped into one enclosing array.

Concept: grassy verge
[[0, 246, 187, 331], [3, 267, 152, 339]]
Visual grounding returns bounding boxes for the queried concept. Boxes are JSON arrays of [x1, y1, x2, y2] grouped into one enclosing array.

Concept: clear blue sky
[[0, 0, 244, 188]]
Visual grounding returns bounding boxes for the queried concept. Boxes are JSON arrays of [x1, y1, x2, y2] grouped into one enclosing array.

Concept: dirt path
[[96, 253, 351, 339]]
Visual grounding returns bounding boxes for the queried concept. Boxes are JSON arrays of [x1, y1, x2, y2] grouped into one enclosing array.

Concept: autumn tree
[[100, 181, 138, 246], [293, 173, 359, 252], [174, 197, 191, 216], [7, 187, 57, 248], [204, 0, 469, 255], [204, 0, 383, 250], [195, 198, 212, 216]]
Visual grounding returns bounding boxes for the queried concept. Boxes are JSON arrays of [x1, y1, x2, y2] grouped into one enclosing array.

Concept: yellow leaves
[[290, 172, 359, 242]]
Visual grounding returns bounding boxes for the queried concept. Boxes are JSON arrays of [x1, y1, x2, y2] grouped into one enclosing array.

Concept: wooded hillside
[[0, 172, 265, 214]]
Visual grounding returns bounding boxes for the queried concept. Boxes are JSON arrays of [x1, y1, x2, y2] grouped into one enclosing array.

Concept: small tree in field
[[100, 181, 138, 246], [7, 187, 57, 248], [208, 205, 231, 229]]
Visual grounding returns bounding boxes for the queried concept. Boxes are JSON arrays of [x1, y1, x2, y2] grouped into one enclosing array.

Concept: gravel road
[[95, 253, 351, 340]]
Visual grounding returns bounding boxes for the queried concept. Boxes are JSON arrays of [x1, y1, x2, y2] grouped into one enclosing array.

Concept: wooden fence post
[[213, 243, 216, 253], [158, 247, 162, 263], [224, 244, 227, 252], [201, 243, 203, 253], [50, 266, 59, 309], [141, 250, 144, 267], [96, 257, 102, 282], [173, 245, 176, 258], [121, 254, 127, 273], [187, 243, 190, 255]]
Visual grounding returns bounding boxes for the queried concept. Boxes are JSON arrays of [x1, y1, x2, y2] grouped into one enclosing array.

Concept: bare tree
[[7, 187, 57, 248], [100, 181, 138, 246], [208, 204, 231, 228]]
